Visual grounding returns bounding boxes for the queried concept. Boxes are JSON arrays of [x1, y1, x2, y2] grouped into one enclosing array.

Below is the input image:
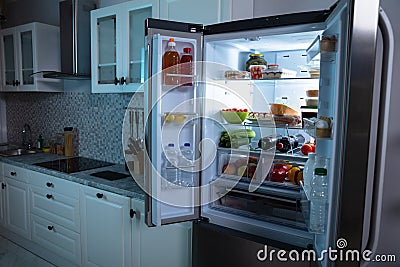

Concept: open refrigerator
[[143, 0, 382, 265]]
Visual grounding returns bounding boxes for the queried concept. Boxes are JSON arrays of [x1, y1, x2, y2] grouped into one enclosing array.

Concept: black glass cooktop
[[34, 157, 114, 174]]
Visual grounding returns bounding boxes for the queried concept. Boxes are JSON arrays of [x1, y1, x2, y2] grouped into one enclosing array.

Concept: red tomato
[[311, 144, 316, 152], [301, 144, 313, 155]]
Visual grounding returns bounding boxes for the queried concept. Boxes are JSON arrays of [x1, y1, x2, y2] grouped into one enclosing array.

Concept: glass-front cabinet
[[91, 0, 158, 93], [0, 22, 62, 92]]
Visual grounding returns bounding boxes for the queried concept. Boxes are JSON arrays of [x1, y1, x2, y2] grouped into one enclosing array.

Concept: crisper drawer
[[30, 185, 80, 232], [31, 214, 81, 266], [30, 171, 79, 199], [211, 181, 307, 230], [3, 163, 30, 182]]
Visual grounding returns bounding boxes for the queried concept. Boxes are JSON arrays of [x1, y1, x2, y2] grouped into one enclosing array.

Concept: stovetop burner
[[34, 157, 114, 174]]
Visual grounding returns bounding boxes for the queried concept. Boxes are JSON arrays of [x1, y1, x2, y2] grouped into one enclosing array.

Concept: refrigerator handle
[[362, 8, 394, 257]]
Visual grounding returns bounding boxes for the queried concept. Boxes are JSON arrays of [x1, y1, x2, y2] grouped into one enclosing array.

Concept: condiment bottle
[[162, 38, 180, 85], [180, 47, 193, 86]]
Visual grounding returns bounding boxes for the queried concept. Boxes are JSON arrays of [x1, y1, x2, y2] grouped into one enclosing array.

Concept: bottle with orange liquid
[[162, 38, 180, 85]]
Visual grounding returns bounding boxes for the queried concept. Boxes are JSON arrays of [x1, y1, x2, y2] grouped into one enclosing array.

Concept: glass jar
[[246, 54, 267, 71]]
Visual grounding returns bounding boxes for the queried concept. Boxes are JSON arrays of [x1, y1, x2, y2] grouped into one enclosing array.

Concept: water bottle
[[163, 143, 179, 184], [309, 167, 328, 233], [179, 143, 194, 186], [303, 152, 316, 193]]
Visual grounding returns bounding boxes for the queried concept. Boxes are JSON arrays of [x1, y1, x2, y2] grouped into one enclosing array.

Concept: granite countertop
[[0, 152, 146, 201]]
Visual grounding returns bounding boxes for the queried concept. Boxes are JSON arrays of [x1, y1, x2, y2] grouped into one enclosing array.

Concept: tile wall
[[4, 92, 144, 164]]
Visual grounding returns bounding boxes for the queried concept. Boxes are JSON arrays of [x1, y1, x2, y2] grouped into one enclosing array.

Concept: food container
[[305, 98, 318, 107], [267, 64, 279, 70], [250, 65, 266, 79], [245, 54, 267, 71], [224, 70, 249, 80], [306, 89, 319, 97], [262, 68, 297, 79], [320, 35, 337, 52], [221, 110, 248, 124], [308, 68, 320, 78], [269, 103, 299, 115]]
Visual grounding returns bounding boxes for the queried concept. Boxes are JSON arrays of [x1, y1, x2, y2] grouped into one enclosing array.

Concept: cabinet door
[[80, 186, 131, 267], [120, 0, 159, 92], [4, 178, 30, 240], [131, 199, 192, 267], [91, 5, 124, 93], [0, 28, 17, 91], [16, 24, 35, 90], [160, 0, 232, 24]]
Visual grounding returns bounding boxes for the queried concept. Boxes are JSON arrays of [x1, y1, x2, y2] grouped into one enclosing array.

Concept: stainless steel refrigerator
[[143, 0, 399, 266]]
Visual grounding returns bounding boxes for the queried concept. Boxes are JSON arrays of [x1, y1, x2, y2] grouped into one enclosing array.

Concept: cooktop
[[34, 157, 114, 174]]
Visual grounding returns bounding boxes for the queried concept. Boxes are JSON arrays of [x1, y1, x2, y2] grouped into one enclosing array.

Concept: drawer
[[31, 214, 81, 266], [3, 163, 30, 182], [30, 171, 79, 199], [30, 185, 80, 232]]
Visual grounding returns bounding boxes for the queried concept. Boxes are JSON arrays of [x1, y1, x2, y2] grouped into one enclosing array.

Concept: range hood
[[43, 0, 98, 80]]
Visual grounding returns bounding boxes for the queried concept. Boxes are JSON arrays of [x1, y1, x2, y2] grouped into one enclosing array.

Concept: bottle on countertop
[[162, 38, 180, 85]]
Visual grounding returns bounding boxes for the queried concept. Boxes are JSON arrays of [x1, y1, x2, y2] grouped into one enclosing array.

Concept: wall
[[3, 92, 144, 164]]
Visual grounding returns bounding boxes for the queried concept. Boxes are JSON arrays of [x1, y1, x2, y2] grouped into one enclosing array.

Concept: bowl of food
[[221, 108, 248, 124]]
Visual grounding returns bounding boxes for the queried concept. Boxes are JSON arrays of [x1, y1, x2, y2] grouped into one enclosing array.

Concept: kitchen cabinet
[[131, 198, 192, 267], [3, 164, 30, 240], [160, 0, 232, 24], [80, 186, 132, 267], [0, 22, 62, 92], [91, 0, 159, 93]]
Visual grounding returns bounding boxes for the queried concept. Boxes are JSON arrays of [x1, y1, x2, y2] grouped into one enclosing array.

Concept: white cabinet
[[131, 199, 192, 267], [91, 0, 159, 93], [3, 164, 30, 240], [80, 186, 132, 267], [160, 0, 232, 24], [0, 22, 62, 92]]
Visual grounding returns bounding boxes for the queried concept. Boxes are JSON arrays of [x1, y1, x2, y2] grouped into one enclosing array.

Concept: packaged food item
[[305, 98, 318, 107], [245, 54, 267, 71], [262, 68, 297, 79], [250, 65, 266, 79], [180, 47, 193, 86], [308, 67, 320, 78], [224, 70, 249, 80], [162, 38, 180, 85], [320, 35, 337, 52], [267, 64, 279, 70]]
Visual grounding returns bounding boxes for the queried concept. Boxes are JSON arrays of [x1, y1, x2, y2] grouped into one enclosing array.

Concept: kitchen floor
[[0, 235, 55, 267]]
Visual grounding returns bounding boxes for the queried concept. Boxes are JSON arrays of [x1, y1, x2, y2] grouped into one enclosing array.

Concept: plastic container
[[245, 54, 267, 71], [309, 168, 328, 233], [180, 47, 193, 86], [179, 143, 194, 186], [162, 38, 180, 85], [162, 143, 179, 184]]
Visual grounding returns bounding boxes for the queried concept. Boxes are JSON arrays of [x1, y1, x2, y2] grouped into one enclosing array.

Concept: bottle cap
[[168, 143, 174, 147], [168, 38, 176, 46], [184, 143, 190, 147], [314, 168, 327, 175], [183, 47, 192, 53]]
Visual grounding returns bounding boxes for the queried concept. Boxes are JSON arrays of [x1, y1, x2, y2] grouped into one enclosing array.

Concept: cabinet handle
[[46, 182, 53, 187], [47, 225, 54, 231], [130, 209, 136, 218], [10, 171, 16, 176], [120, 76, 127, 85], [46, 194, 53, 199], [96, 193, 103, 199], [114, 77, 120, 85], [1, 183, 5, 189]]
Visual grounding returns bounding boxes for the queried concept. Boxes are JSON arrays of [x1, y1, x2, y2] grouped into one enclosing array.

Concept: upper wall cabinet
[[160, 0, 232, 24], [0, 22, 62, 92], [91, 0, 159, 93]]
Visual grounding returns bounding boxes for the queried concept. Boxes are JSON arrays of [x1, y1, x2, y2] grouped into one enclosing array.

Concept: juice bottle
[[162, 38, 180, 85], [180, 47, 193, 86]]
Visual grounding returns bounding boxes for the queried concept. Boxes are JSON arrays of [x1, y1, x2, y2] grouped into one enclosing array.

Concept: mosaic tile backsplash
[[4, 92, 144, 164]]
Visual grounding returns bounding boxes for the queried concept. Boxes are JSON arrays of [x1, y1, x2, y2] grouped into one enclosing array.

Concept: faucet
[[22, 123, 32, 150]]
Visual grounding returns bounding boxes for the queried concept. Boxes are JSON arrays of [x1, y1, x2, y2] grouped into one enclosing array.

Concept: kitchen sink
[[0, 148, 38, 157]]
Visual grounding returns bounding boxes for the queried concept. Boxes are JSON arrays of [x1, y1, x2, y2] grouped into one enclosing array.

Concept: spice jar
[[246, 54, 267, 71]]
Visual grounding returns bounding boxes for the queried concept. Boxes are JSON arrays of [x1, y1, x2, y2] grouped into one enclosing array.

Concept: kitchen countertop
[[0, 152, 146, 201]]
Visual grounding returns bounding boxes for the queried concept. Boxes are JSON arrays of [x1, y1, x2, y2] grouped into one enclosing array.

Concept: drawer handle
[[10, 172, 16, 176], [1, 183, 5, 189], [46, 182, 53, 187], [46, 194, 53, 199], [96, 193, 103, 199], [47, 225, 54, 231]]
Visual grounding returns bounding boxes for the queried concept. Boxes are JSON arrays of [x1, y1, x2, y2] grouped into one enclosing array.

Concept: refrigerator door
[[145, 19, 203, 226]]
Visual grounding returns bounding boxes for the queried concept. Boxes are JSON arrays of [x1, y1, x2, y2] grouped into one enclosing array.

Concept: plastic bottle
[[309, 167, 328, 233], [179, 143, 194, 186], [303, 152, 316, 192], [180, 47, 193, 86], [162, 38, 180, 85], [163, 143, 179, 184]]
